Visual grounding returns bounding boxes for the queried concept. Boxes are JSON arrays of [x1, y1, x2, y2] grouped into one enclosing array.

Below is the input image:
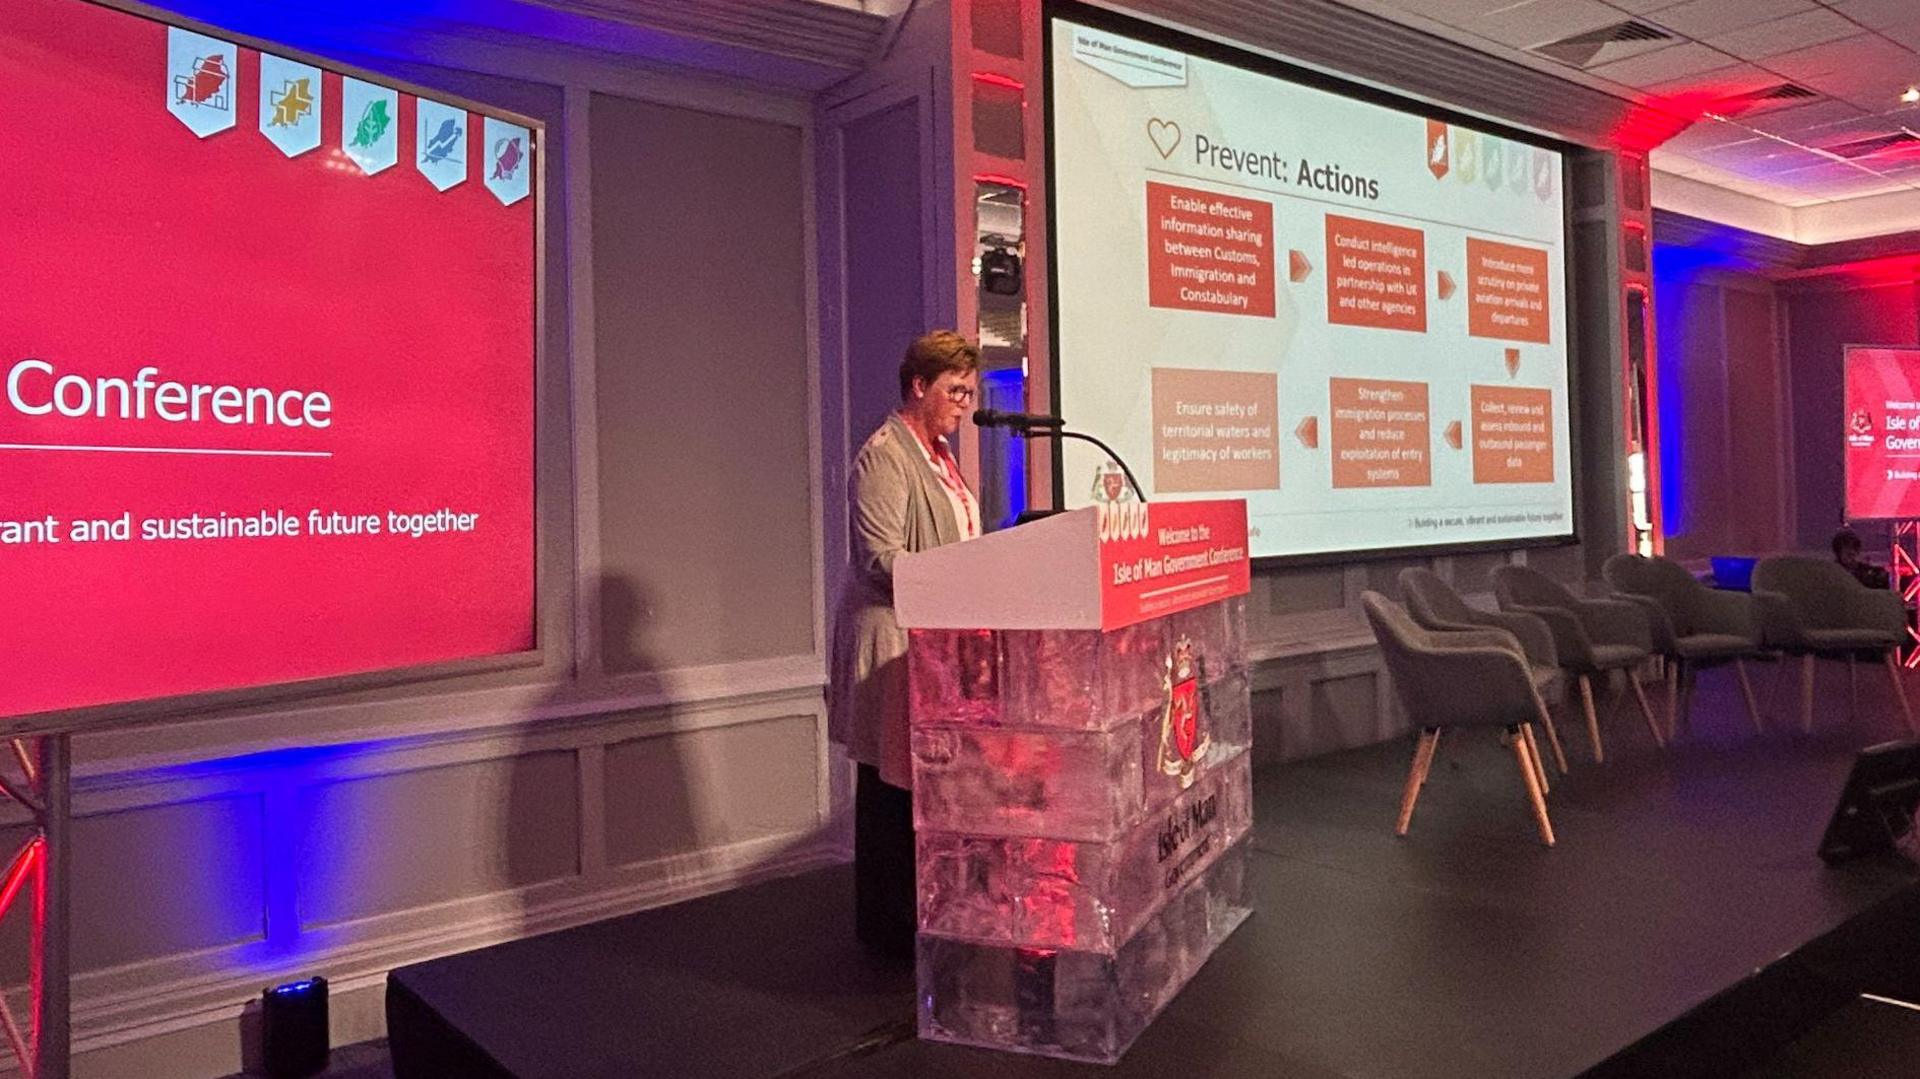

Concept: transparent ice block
[[908, 595, 1247, 733], [917, 752, 1252, 952], [912, 670, 1251, 842], [909, 596, 1254, 1064], [917, 837, 1254, 1064]]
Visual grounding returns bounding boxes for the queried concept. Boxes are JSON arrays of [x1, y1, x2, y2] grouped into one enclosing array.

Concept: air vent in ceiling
[[1820, 129, 1920, 160], [1711, 83, 1823, 118], [1531, 20, 1677, 68]]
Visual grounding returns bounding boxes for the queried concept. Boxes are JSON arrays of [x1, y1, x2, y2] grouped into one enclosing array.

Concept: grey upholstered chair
[[1602, 554, 1764, 738], [1361, 592, 1555, 846], [1490, 564, 1661, 763], [1751, 555, 1913, 733], [1400, 567, 1569, 773]]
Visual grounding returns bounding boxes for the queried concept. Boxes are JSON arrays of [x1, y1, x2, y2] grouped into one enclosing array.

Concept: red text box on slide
[[1844, 347, 1920, 519], [0, 0, 535, 719], [1325, 214, 1426, 333], [1329, 378, 1431, 489], [1466, 238, 1551, 344], [1470, 385, 1555, 483], [1100, 500, 1250, 632], [1150, 368, 1280, 493], [1146, 182, 1275, 318]]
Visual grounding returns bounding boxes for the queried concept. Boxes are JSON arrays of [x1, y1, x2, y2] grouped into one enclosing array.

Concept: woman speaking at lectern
[[829, 330, 982, 958]]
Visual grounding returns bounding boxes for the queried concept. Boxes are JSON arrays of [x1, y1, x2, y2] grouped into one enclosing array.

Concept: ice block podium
[[893, 499, 1254, 1064]]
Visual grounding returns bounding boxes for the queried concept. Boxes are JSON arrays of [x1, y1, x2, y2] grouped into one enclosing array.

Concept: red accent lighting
[[0, 839, 40, 921], [970, 71, 1026, 91], [974, 172, 1028, 190]]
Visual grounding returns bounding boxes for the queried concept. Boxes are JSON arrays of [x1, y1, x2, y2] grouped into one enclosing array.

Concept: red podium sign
[[1098, 500, 1250, 630]]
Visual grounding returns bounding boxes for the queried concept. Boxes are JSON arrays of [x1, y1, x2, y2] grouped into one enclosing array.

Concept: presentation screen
[[1047, 3, 1576, 561], [1844, 346, 1920, 520], [1, 0, 538, 719]]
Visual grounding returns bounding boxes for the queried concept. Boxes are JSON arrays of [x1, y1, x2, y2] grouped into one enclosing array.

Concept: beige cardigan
[[828, 413, 966, 788]]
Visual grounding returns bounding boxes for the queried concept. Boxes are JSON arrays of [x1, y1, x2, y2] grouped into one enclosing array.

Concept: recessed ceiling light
[[1904, 86, 1920, 104]]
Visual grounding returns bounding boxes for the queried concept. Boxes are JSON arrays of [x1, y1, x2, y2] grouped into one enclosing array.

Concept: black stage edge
[[388, 677, 1920, 1078]]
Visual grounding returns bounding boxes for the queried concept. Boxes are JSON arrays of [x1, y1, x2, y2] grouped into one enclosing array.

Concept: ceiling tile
[[1761, 34, 1915, 82], [1705, 8, 1859, 61], [1589, 41, 1740, 86], [1830, 0, 1914, 32], [1644, 62, 1780, 99], [1663, 116, 1775, 150], [1883, 26, 1920, 54], [1796, 67, 1920, 111], [1741, 99, 1874, 136], [1460, 0, 1633, 49], [1643, 0, 1818, 40], [1373, 0, 1518, 22]]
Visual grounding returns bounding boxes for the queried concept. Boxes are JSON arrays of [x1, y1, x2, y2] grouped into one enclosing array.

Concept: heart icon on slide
[[1147, 118, 1181, 160]]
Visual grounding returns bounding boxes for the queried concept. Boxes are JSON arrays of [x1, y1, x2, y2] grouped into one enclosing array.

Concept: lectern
[[894, 499, 1254, 1063]]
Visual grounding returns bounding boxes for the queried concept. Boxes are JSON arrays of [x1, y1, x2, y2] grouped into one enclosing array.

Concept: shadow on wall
[[507, 572, 834, 932]]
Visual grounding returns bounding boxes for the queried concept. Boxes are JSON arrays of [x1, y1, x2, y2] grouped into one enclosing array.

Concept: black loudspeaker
[[262, 976, 329, 1077], [1819, 741, 1920, 864]]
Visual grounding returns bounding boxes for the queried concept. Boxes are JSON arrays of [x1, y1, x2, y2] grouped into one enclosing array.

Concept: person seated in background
[[1833, 527, 1892, 590]]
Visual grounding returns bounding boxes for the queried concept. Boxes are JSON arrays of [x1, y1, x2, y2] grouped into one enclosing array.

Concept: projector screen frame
[[1, 0, 549, 739], [1842, 343, 1920, 523], [1040, 0, 1586, 568]]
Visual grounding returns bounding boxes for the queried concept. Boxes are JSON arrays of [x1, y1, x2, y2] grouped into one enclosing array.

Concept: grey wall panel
[[1262, 566, 1346, 617], [296, 753, 580, 928], [1526, 544, 1586, 585], [591, 93, 816, 671], [841, 99, 928, 448], [604, 715, 821, 866], [1364, 559, 1423, 601], [0, 798, 266, 976], [1309, 673, 1384, 757], [1449, 551, 1506, 594]]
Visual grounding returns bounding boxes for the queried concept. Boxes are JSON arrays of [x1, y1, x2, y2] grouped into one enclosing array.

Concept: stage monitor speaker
[[262, 976, 330, 1077], [1819, 740, 1920, 864]]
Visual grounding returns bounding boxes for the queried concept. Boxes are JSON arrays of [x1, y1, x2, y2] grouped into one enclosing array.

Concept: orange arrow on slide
[[1295, 416, 1319, 449], [1436, 270, 1456, 300], [1443, 421, 1463, 450], [1505, 348, 1521, 378], [1289, 250, 1313, 283]]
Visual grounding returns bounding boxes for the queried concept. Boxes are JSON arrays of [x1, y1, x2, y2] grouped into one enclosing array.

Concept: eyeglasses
[[941, 385, 976, 404]]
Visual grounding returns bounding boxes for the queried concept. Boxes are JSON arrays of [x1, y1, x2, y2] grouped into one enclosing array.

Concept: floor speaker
[[1819, 740, 1920, 864]]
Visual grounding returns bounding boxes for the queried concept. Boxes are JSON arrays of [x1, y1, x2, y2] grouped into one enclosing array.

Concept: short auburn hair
[[898, 330, 980, 399]]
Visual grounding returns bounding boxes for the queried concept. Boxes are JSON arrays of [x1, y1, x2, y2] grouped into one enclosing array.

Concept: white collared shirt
[[912, 433, 981, 540]]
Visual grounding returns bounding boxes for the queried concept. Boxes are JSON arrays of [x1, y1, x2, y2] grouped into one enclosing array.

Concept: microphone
[[972, 407, 1064, 431]]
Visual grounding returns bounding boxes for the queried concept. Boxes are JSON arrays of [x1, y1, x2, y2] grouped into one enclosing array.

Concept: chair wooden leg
[[1665, 662, 1681, 741], [1397, 728, 1440, 836], [1522, 724, 1550, 796], [1510, 725, 1556, 847], [1735, 659, 1764, 735], [1801, 654, 1816, 734], [1630, 676, 1664, 748], [1534, 693, 1569, 774], [1849, 654, 1859, 721], [1768, 655, 1789, 727], [1422, 728, 1443, 784], [1886, 651, 1916, 733], [1578, 675, 1604, 764]]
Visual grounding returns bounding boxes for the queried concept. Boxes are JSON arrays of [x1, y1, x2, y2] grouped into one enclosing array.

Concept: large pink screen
[[0, 0, 537, 718], [1844, 346, 1920, 521]]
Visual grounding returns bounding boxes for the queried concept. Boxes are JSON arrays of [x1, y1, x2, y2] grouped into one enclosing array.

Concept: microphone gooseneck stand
[[1020, 427, 1148, 504]]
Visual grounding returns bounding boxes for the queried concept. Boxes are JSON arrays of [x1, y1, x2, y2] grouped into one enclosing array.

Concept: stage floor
[[388, 671, 1920, 1078]]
